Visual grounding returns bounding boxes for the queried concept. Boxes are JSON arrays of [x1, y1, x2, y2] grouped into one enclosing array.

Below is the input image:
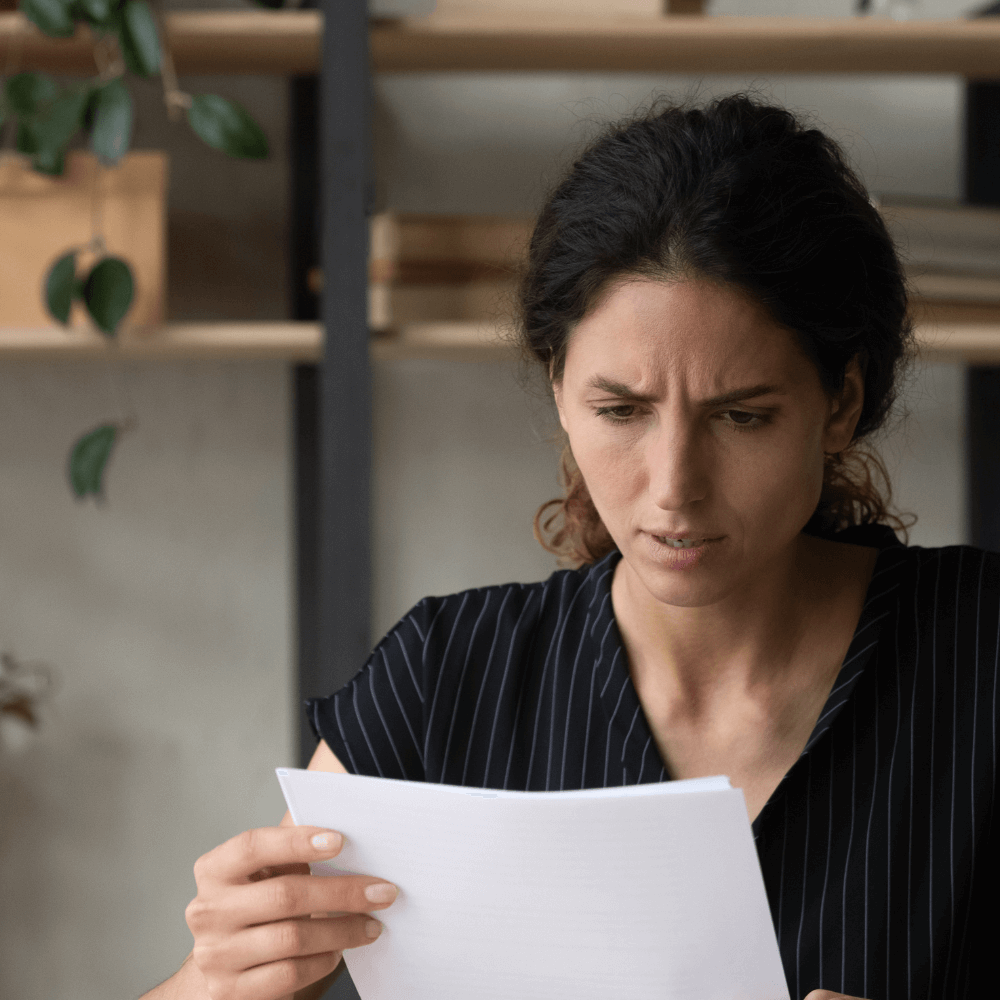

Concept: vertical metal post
[[315, 0, 373, 717], [290, 71, 323, 769], [963, 3, 1000, 550]]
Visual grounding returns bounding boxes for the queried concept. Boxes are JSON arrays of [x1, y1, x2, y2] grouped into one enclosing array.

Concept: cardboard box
[[0, 150, 167, 330]]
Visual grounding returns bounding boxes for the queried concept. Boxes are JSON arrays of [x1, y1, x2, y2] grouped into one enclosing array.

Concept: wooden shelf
[[0, 322, 322, 361], [4, 11, 1000, 77], [0, 10, 320, 76], [371, 14, 1000, 75], [0, 313, 999, 362]]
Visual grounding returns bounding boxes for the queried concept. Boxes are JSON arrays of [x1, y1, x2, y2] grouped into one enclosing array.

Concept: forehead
[[564, 277, 812, 391]]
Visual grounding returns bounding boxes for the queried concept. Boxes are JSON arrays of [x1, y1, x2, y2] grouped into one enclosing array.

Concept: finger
[[248, 862, 311, 883], [215, 873, 399, 928], [209, 914, 382, 971], [194, 826, 345, 884], [232, 950, 344, 1000]]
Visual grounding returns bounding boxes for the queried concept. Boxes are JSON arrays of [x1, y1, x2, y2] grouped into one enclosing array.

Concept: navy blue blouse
[[308, 524, 999, 1000]]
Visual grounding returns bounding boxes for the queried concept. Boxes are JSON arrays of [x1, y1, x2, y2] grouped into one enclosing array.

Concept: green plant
[[3, 0, 271, 499]]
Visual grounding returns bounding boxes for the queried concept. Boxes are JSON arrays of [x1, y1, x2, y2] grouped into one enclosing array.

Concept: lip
[[642, 532, 723, 570], [649, 532, 719, 541]]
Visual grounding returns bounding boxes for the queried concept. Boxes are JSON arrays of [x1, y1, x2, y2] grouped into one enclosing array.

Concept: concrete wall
[[0, 0, 976, 996]]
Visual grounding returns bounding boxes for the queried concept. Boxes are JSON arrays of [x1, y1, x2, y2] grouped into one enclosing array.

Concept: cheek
[[569, 423, 644, 509]]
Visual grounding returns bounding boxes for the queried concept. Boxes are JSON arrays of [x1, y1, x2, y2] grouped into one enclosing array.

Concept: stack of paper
[[277, 769, 789, 1000]]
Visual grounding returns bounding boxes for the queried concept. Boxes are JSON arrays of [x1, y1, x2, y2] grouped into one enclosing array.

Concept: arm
[[142, 741, 383, 1000]]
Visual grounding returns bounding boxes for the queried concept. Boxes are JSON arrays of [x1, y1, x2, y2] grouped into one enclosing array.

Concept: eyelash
[[594, 405, 770, 433]]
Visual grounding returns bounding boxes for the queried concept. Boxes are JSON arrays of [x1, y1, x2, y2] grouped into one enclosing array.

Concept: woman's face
[[552, 277, 865, 607]]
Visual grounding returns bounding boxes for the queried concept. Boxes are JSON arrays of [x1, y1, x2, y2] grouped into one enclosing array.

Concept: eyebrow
[[585, 376, 786, 407]]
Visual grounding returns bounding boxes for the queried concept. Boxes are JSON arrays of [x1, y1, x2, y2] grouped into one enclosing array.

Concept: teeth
[[658, 537, 706, 549]]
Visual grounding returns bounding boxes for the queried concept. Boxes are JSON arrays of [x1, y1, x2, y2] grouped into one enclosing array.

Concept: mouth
[[650, 535, 720, 550]]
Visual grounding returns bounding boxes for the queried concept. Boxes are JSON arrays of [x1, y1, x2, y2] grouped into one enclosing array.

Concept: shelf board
[[372, 14, 1000, 75], [1, 313, 1000, 362], [0, 322, 322, 361], [0, 10, 321, 76], [5, 12, 1000, 76]]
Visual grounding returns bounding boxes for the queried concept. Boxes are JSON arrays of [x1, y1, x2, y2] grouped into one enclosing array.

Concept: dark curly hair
[[521, 92, 918, 566]]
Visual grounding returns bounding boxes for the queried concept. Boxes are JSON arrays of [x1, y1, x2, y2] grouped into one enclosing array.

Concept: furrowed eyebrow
[[585, 376, 785, 407]]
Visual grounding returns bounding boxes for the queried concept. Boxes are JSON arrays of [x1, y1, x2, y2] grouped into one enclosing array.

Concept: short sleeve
[[304, 598, 434, 782]]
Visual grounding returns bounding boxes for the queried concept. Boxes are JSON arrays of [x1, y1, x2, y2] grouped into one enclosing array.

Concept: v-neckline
[[587, 527, 908, 830]]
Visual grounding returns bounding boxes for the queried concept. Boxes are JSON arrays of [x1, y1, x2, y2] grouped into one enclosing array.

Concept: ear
[[822, 354, 866, 455], [551, 377, 569, 434]]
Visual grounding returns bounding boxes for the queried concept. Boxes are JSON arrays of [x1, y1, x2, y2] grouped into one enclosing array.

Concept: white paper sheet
[[276, 769, 790, 1000]]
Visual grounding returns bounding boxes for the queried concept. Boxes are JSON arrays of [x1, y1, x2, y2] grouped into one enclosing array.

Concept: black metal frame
[[289, 6, 371, 995], [965, 68, 1000, 551], [292, 2, 373, 770]]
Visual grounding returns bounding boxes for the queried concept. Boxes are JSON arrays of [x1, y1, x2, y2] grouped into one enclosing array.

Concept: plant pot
[[0, 150, 167, 331]]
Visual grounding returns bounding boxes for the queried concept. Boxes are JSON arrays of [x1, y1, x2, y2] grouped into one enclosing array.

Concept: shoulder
[[306, 553, 621, 780], [892, 541, 1000, 595], [385, 552, 620, 664], [880, 541, 1000, 650]]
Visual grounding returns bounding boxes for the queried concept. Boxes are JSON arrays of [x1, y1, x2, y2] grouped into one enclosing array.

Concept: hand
[[185, 825, 397, 1000], [804, 992, 870, 1000]]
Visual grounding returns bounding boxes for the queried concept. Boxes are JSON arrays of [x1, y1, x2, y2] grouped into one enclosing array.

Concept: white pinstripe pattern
[[439, 591, 495, 781], [305, 533, 1000, 1000]]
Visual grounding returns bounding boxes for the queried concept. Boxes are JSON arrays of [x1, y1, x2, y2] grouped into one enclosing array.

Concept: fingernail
[[311, 832, 342, 853], [364, 882, 398, 904], [365, 919, 382, 939]]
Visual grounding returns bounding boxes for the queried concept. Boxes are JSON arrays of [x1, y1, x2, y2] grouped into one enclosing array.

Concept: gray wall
[[0, 0, 975, 995]]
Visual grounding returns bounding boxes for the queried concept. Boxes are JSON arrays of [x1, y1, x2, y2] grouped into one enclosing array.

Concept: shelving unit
[[5, 10, 1000, 75], [2, 9, 1000, 362]]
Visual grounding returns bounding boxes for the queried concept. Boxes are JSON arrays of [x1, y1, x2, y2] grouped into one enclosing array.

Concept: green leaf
[[19, 0, 76, 38], [117, 0, 161, 77], [23, 86, 89, 175], [32, 147, 65, 176], [4, 72, 59, 115], [45, 251, 77, 325], [82, 257, 133, 336], [16, 120, 37, 155], [187, 94, 269, 159], [88, 78, 132, 165], [73, 0, 117, 26], [68, 424, 117, 499]]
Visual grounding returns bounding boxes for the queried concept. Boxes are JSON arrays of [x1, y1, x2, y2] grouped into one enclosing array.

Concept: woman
[[147, 93, 998, 1000]]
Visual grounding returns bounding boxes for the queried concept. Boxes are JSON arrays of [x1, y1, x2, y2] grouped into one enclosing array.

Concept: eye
[[595, 404, 638, 424], [721, 409, 767, 431]]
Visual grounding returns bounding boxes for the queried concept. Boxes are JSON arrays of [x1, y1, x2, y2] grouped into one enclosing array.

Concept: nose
[[646, 412, 709, 511]]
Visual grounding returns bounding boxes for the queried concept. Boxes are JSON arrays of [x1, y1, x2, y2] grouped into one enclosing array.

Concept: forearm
[[138, 953, 344, 1000], [138, 954, 205, 1000]]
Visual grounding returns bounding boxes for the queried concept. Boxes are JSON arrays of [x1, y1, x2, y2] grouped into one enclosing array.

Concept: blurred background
[[0, 0, 983, 995]]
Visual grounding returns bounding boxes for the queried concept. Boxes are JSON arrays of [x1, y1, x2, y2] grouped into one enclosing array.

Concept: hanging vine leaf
[[69, 424, 117, 499], [4, 72, 60, 115], [117, 0, 161, 77], [89, 78, 133, 165], [45, 252, 78, 325], [187, 94, 269, 159], [74, 0, 118, 27], [22, 86, 90, 175], [82, 257, 134, 336], [19, 0, 76, 38]]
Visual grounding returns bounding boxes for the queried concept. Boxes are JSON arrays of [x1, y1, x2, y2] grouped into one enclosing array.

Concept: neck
[[610, 533, 847, 713]]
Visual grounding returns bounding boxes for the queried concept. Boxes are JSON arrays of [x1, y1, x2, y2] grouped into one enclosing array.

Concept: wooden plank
[[0, 10, 320, 76], [5, 11, 1000, 77], [0, 315, 999, 362], [0, 322, 322, 361], [371, 15, 1000, 75]]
